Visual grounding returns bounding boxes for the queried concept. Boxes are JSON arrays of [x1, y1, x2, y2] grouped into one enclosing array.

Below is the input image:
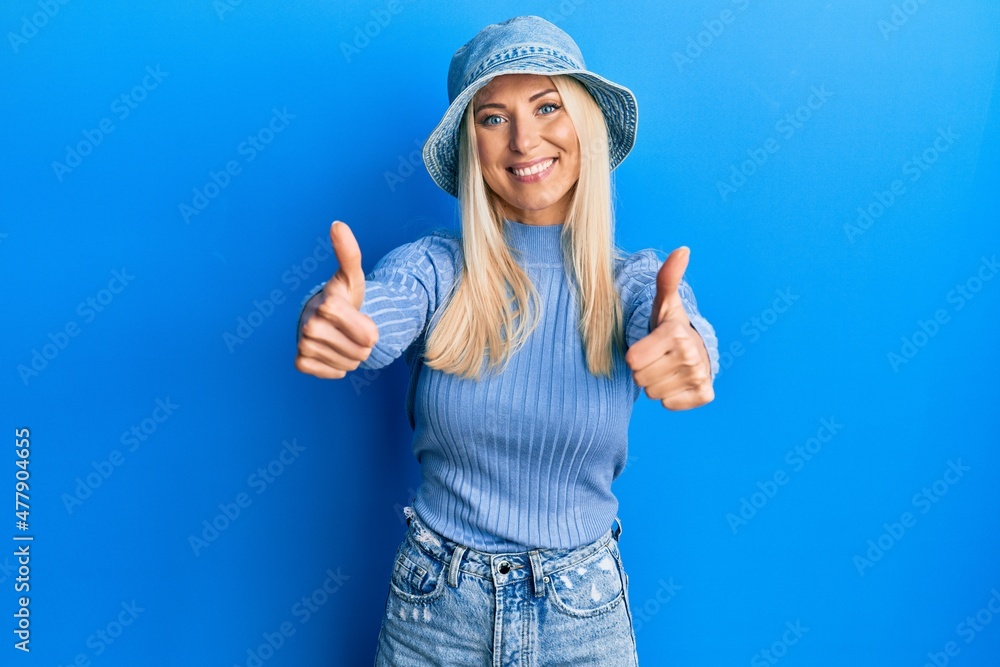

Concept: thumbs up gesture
[[624, 247, 715, 410], [295, 221, 379, 379]]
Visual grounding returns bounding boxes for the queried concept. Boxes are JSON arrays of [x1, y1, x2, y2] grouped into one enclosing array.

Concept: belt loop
[[612, 516, 623, 542], [447, 545, 467, 587], [528, 549, 546, 598]]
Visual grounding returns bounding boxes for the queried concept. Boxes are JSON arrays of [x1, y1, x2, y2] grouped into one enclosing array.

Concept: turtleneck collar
[[502, 218, 566, 267]]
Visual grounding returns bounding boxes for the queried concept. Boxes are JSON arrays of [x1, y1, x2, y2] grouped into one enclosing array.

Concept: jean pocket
[[608, 537, 630, 590], [388, 536, 447, 603], [547, 543, 625, 618]]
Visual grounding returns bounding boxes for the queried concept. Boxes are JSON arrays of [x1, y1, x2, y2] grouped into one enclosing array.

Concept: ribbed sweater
[[299, 218, 719, 551]]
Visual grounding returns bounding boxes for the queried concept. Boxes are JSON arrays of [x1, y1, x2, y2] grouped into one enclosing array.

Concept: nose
[[508, 115, 541, 154]]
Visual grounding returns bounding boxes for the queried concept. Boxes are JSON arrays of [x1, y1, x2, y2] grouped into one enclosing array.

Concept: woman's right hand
[[295, 221, 379, 379]]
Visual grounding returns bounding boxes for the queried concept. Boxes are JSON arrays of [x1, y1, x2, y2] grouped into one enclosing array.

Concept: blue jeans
[[374, 506, 639, 666]]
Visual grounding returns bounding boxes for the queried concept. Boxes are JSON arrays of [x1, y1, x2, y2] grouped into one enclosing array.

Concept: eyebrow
[[474, 88, 558, 115]]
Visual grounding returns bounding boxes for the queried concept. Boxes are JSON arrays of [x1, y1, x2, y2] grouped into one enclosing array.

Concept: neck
[[501, 217, 565, 266]]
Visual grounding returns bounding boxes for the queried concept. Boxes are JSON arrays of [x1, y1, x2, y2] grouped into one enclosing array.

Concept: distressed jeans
[[374, 506, 639, 666]]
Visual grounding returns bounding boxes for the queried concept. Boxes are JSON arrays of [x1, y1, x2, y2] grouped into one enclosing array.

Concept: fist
[[624, 246, 714, 410], [294, 221, 379, 379]]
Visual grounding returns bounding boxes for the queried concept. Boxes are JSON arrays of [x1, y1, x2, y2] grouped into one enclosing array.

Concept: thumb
[[328, 220, 365, 309], [649, 246, 690, 331]]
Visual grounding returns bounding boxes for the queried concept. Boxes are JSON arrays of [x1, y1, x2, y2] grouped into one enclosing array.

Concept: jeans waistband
[[401, 506, 623, 597]]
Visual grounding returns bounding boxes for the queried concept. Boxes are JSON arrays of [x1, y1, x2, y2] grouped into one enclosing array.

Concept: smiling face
[[471, 74, 581, 227]]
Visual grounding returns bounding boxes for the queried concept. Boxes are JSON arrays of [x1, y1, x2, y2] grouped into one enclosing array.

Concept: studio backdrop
[[2, 1, 999, 665]]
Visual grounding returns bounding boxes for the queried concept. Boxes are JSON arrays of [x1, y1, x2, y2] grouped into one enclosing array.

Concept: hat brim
[[422, 67, 638, 198]]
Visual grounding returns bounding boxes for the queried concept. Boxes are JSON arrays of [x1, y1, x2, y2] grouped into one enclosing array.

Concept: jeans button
[[498, 561, 511, 574]]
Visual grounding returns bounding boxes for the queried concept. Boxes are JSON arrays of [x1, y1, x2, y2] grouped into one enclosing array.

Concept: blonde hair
[[423, 74, 628, 380]]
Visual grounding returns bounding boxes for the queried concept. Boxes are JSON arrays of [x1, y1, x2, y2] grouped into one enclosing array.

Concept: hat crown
[[446, 15, 586, 103]]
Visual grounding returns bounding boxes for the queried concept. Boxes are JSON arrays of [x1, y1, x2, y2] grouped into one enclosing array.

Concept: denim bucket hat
[[422, 15, 639, 198]]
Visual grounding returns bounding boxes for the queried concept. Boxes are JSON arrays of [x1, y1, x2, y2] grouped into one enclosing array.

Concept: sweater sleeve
[[618, 249, 721, 381], [296, 232, 461, 371]]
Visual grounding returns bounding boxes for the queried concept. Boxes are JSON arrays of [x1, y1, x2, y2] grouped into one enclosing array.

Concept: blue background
[[2, 1, 999, 665]]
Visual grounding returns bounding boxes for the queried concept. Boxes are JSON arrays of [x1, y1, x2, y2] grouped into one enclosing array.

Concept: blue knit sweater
[[299, 218, 719, 551]]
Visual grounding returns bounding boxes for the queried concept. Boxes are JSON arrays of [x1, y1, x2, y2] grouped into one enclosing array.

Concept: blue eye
[[478, 103, 561, 126]]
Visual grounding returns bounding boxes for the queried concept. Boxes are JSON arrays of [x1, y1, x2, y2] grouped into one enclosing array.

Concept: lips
[[508, 157, 557, 180]]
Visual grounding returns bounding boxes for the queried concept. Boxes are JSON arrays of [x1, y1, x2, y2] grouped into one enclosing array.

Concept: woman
[[295, 15, 719, 666]]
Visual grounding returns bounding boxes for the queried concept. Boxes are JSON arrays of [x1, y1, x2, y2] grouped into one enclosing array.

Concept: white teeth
[[511, 158, 554, 177]]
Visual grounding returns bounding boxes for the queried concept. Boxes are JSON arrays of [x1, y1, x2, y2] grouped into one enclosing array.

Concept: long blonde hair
[[423, 74, 628, 380]]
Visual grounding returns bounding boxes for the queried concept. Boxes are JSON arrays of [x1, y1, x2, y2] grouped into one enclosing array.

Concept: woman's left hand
[[624, 247, 715, 411]]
